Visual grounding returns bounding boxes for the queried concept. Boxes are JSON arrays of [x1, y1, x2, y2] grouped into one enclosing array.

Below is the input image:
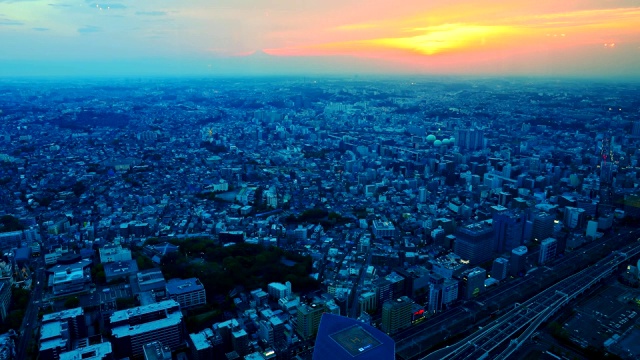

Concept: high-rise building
[[564, 207, 586, 229], [491, 257, 509, 281], [532, 212, 554, 242], [455, 128, 485, 150], [493, 211, 525, 253], [539, 238, 557, 265], [510, 246, 528, 277], [39, 307, 88, 360], [373, 278, 393, 310], [110, 300, 185, 359], [418, 187, 428, 203], [600, 161, 614, 184], [428, 284, 443, 314], [461, 267, 486, 299], [586, 221, 599, 239], [385, 272, 405, 299], [454, 221, 494, 265], [296, 303, 325, 340], [381, 296, 412, 335], [231, 328, 250, 356]]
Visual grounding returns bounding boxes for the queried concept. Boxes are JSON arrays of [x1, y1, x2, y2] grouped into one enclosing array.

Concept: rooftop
[[111, 309, 183, 338], [59, 342, 113, 360], [166, 277, 204, 295], [110, 299, 179, 324], [313, 313, 395, 360]]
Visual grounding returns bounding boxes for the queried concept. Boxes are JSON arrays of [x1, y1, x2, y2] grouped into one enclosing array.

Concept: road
[[394, 228, 640, 360], [422, 232, 640, 360], [16, 253, 46, 360]]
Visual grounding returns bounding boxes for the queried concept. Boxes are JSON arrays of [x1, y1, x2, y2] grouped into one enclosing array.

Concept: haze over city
[[2, 1, 640, 360], [1, 0, 640, 77]]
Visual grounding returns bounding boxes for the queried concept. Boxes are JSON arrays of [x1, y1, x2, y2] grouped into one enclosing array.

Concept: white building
[[99, 243, 132, 264], [267, 281, 291, 300]]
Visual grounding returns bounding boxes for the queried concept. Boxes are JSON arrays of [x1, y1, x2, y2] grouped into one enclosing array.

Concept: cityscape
[[2, 1, 640, 360], [0, 77, 638, 360]]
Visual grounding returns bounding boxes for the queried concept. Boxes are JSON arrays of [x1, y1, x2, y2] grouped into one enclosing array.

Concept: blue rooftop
[[313, 314, 395, 360]]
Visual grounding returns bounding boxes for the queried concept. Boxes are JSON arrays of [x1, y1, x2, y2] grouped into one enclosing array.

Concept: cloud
[[86, 2, 126, 9], [77, 25, 101, 33], [0, 18, 23, 26], [136, 11, 167, 16], [48, 3, 72, 7], [32, 27, 49, 31]]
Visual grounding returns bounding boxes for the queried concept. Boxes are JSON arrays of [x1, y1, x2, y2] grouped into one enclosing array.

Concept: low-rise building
[[166, 278, 206, 309]]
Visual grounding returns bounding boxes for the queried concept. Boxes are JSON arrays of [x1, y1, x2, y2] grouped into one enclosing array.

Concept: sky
[[1, 0, 639, 78]]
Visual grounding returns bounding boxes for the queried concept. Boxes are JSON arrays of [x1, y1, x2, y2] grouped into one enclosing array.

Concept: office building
[[312, 314, 395, 360], [586, 221, 598, 239], [491, 257, 509, 281], [166, 278, 206, 309], [461, 267, 486, 299], [0, 281, 10, 322], [110, 300, 185, 359], [563, 207, 586, 229], [59, 342, 114, 360], [454, 221, 494, 265], [381, 296, 412, 335], [510, 246, 528, 277], [296, 303, 325, 340], [418, 187, 428, 203], [231, 328, 250, 356], [539, 238, 557, 265], [40, 308, 87, 360], [430, 253, 467, 279], [373, 278, 393, 310], [493, 211, 525, 253], [372, 221, 396, 239], [48, 259, 92, 296], [532, 212, 555, 242]]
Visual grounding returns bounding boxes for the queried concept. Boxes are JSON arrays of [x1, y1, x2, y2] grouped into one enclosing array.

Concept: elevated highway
[[422, 239, 640, 360]]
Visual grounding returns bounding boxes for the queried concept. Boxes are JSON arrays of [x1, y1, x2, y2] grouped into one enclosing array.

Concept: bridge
[[423, 240, 640, 360]]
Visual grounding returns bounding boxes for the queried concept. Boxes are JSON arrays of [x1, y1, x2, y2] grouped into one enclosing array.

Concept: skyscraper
[[493, 211, 525, 253], [532, 212, 554, 242], [510, 246, 528, 277], [491, 257, 509, 281], [454, 221, 494, 265]]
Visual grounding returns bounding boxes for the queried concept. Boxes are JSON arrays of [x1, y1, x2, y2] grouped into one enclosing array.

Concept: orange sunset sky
[[1, 0, 639, 77]]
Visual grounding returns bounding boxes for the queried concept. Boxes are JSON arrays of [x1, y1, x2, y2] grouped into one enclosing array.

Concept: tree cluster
[[144, 238, 319, 305]]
